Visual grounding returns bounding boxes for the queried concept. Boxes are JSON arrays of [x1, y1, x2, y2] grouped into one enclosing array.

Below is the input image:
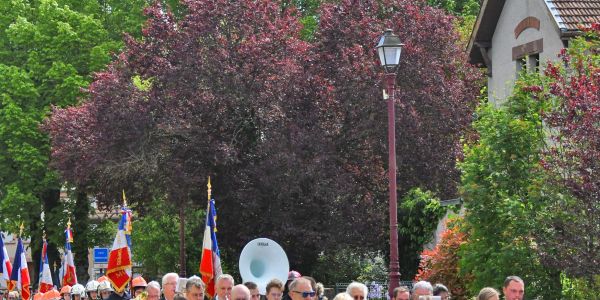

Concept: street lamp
[[376, 29, 403, 298]]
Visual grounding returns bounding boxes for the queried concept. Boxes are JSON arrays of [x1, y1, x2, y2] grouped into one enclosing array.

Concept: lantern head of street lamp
[[376, 29, 404, 74]]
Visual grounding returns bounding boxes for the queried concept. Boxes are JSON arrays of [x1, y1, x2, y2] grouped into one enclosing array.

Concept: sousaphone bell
[[239, 238, 289, 295]]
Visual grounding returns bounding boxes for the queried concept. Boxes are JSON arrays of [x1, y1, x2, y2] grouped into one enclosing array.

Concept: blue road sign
[[93, 247, 109, 264]]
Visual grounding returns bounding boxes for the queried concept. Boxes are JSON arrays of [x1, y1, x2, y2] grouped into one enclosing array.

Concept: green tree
[[397, 188, 448, 280], [0, 0, 147, 281], [311, 249, 388, 285], [132, 197, 205, 278], [524, 26, 600, 298], [458, 79, 561, 298], [427, 0, 480, 16]]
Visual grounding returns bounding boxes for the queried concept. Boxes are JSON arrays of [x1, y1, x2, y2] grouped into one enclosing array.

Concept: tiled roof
[[548, 0, 600, 30]]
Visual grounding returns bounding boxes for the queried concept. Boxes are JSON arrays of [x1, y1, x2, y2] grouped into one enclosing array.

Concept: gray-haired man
[[215, 274, 235, 300], [185, 276, 205, 300], [411, 281, 432, 300]]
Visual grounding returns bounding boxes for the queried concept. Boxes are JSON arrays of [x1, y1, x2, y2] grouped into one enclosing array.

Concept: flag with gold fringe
[[107, 193, 132, 293], [39, 237, 53, 292], [61, 220, 77, 287]]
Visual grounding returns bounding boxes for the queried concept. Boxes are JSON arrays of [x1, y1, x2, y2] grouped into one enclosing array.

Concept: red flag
[[61, 226, 77, 287], [106, 208, 132, 293], [39, 239, 53, 292]]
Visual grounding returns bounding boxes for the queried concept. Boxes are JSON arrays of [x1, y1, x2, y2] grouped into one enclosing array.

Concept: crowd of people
[[0, 273, 526, 300], [385, 276, 524, 300]]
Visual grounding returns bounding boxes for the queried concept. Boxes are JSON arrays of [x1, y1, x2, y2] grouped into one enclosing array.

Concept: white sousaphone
[[239, 238, 289, 295]]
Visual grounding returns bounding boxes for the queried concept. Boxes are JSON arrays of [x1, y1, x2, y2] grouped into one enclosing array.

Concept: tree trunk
[[41, 188, 62, 286], [30, 209, 42, 289], [74, 190, 90, 282], [179, 204, 186, 277]]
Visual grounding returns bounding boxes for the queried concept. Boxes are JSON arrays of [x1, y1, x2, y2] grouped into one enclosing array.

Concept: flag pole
[[207, 177, 212, 201]]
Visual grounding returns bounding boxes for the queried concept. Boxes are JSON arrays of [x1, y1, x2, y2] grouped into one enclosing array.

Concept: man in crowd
[[106, 283, 131, 300], [282, 271, 301, 300], [346, 282, 367, 300], [243, 282, 259, 300], [266, 279, 284, 300], [411, 281, 432, 300], [432, 284, 449, 300], [161, 273, 179, 300], [215, 274, 235, 300], [231, 285, 251, 300], [288, 278, 315, 300], [147, 281, 161, 300], [502, 276, 524, 300], [185, 276, 205, 300], [392, 287, 410, 300]]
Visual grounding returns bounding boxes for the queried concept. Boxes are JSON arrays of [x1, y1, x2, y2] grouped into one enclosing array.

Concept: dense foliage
[[458, 78, 561, 298], [415, 218, 470, 300], [0, 0, 149, 281], [132, 198, 205, 277], [427, 0, 480, 16], [397, 188, 447, 279], [529, 25, 600, 288], [45, 0, 481, 276]]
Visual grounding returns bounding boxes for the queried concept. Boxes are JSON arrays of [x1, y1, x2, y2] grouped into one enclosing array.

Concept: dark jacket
[[107, 291, 131, 300]]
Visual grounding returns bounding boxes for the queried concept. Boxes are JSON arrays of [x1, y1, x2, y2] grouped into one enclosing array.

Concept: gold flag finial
[[122, 189, 127, 207], [207, 177, 212, 201], [43, 229, 46, 240], [67, 217, 72, 229], [19, 222, 24, 237]]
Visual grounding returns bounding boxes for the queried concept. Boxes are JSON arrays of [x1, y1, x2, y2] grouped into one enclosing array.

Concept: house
[[468, 0, 600, 103]]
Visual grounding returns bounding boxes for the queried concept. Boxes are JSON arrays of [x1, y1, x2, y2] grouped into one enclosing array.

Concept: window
[[516, 53, 540, 77], [529, 53, 540, 73], [516, 56, 527, 74]]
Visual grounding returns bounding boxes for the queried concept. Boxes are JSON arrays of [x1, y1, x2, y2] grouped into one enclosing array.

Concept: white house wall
[[488, 0, 565, 103]]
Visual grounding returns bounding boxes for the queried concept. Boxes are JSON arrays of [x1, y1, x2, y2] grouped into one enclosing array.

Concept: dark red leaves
[[46, 0, 481, 271]]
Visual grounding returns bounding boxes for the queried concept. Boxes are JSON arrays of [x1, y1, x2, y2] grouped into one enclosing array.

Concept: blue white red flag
[[38, 238, 53, 292], [106, 206, 132, 293], [199, 199, 222, 298], [61, 225, 77, 287], [0, 234, 13, 291], [122, 207, 132, 249], [10, 238, 30, 300]]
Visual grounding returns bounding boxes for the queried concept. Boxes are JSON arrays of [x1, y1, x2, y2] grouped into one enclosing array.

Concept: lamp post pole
[[385, 72, 401, 297], [376, 29, 403, 298]]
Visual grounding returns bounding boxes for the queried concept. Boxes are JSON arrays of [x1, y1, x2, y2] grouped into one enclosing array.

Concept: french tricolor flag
[[10, 238, 30, 300], [0, 234, 13, 291], [106, 208, 132, 293], [61, 227, 77, 287], [38, 239, 53, 292], [199, 198, 222, 298]]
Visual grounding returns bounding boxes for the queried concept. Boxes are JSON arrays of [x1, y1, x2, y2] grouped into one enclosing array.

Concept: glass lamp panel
[[384, 47, 402, 66], [378, 47, 386, 66]]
